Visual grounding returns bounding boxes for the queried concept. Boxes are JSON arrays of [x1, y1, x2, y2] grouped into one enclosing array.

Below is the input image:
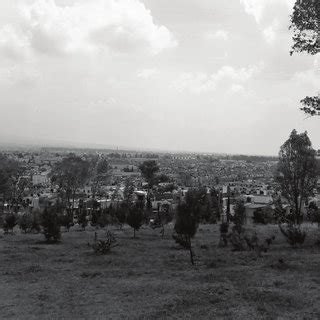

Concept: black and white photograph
[[0, 0, 320, 319]]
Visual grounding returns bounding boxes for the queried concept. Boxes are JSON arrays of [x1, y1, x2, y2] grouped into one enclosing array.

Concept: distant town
[[2, 145, 319, 226]]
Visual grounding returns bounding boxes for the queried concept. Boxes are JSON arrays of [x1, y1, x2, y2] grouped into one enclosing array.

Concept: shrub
[[59, 213, 73, 232], [279, 223, 306, 247], [253, 208, 274, 224], [127, 206, 143, 238], [19, 213, 33, 233], [173, 202, 199, 265], [232, 200, 246, 233], [18, 212, 41, 234], [228, 225, 247, 251], [41, 208, 61, 243], [77, 209, 87, 231], [218, 222, 229, 247], [91, 231, 117, 255], [3, 213, 17, 234]]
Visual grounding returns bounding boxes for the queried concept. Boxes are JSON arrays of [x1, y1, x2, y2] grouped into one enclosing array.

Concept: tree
[[127, 206, 143, 238], [41, 208, 61, 243], [0, 154, 22, 207], [173, 202, 199, 265], [232, 200, 246, 233], [276, 130, 318, 225], [51, 154, 90, 208], [138, 160, 159, 188], [290, 0, 320, 115], [3, 213, 17, 234], [91, 158, 111, 198]]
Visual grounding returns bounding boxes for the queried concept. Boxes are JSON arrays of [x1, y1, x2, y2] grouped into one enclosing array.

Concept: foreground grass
[[1, 224, 320, 319]]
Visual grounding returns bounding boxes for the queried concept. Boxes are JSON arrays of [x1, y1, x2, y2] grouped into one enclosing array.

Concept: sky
[[0, 0, 319, 155]]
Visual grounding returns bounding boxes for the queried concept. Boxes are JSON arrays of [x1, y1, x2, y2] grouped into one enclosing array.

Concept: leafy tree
[[232, 200, 246, 231], [115, 203, 127, 229], [0, 155, 22, 206], [91, 158, 111, 198], [3, 213, 17, 234], [290, 0, 320, 115], [77, 208, 88, 231], [276, 130, 317, 246], [50, 154, 90, 208], [138, 160, 159, 188], [276, 130, 318, 224], [127, 206, 143, 238], [19, 213, 33, 233], [59, 213, 73, 232], [290, 0, 320, 55], [41, 208, 61, 243], [173, 202, 199, 265], [307, 201, 320, 226]]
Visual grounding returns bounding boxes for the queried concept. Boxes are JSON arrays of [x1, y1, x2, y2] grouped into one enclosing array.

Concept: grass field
[[1, 223, 320, 319]]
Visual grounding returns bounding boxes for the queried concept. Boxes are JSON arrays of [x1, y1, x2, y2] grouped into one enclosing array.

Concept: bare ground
[[1, 224, 320, 319]]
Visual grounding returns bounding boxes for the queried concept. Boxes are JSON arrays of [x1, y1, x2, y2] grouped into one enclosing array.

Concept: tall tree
[[276, 130, 318, 224], [0, 154, 22, 206], [290, 0, 320, 115], [91, 158, 111, 198], [51, 154, 90, 208], [138, 160, 159, 189]]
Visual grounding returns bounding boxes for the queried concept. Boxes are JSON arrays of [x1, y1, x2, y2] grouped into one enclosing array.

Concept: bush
[[41, 208, 61, 243], [19, 213, 33, 233], [228, 225, 247, 251], [279, 223, 306, 247], [127, 206, 143, 238], [253, 208, 274, 224], [3, 213, 17, 234], [91, 231, 117, 255], [173, 202, 199, 265], [232, 200, 246, 233], [218, 222, 229, 247], [59, 213, 73, 232], [77, 209, 87, 231]]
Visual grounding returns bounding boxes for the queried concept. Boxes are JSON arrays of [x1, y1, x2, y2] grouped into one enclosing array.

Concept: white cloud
[[0, 25, 30, 60], [292, 69, 320, 90], [205, 30, 229, 41], [1, 0, 177, 57], [263, 19, 280, 44], [240, 0, 295, 24], [137, 68, 159, 79], [172, 64, 262, 94]]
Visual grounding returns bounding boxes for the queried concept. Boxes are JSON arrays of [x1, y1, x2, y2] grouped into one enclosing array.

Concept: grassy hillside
[[1, 224, 320, 319]]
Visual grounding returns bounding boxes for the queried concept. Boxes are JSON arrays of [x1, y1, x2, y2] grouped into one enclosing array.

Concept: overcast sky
[[0, 0, 319, 155]]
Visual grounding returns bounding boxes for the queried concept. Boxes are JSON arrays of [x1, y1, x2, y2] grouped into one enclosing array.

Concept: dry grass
[[1, 224, 320, 319]]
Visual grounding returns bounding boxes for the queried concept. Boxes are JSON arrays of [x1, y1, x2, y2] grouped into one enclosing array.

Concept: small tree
[[173, 202, 199, 265], [232, 200, 246, 233], [41, 208, 61, 243], [3, 213, 17, 234], [127, 206, 143, 238], [59, 213, 73, 232], [138, 160, 159, 189], [114, 204, 127, 229], [19, 213, 33, 233], [77, 208, 88, 231]]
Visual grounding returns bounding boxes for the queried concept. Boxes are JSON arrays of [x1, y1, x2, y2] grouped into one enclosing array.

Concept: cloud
[[172, 64, 262, 94], [292, 69, 320, 90], [205, 30, 229, 41], [137, 68, 159, 79], [0, 25, 30, 60], [1, 0, 177, 57], [240, 0, 295, 46], [239, 0, 294, 24], [263, 19, 280, 44]]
